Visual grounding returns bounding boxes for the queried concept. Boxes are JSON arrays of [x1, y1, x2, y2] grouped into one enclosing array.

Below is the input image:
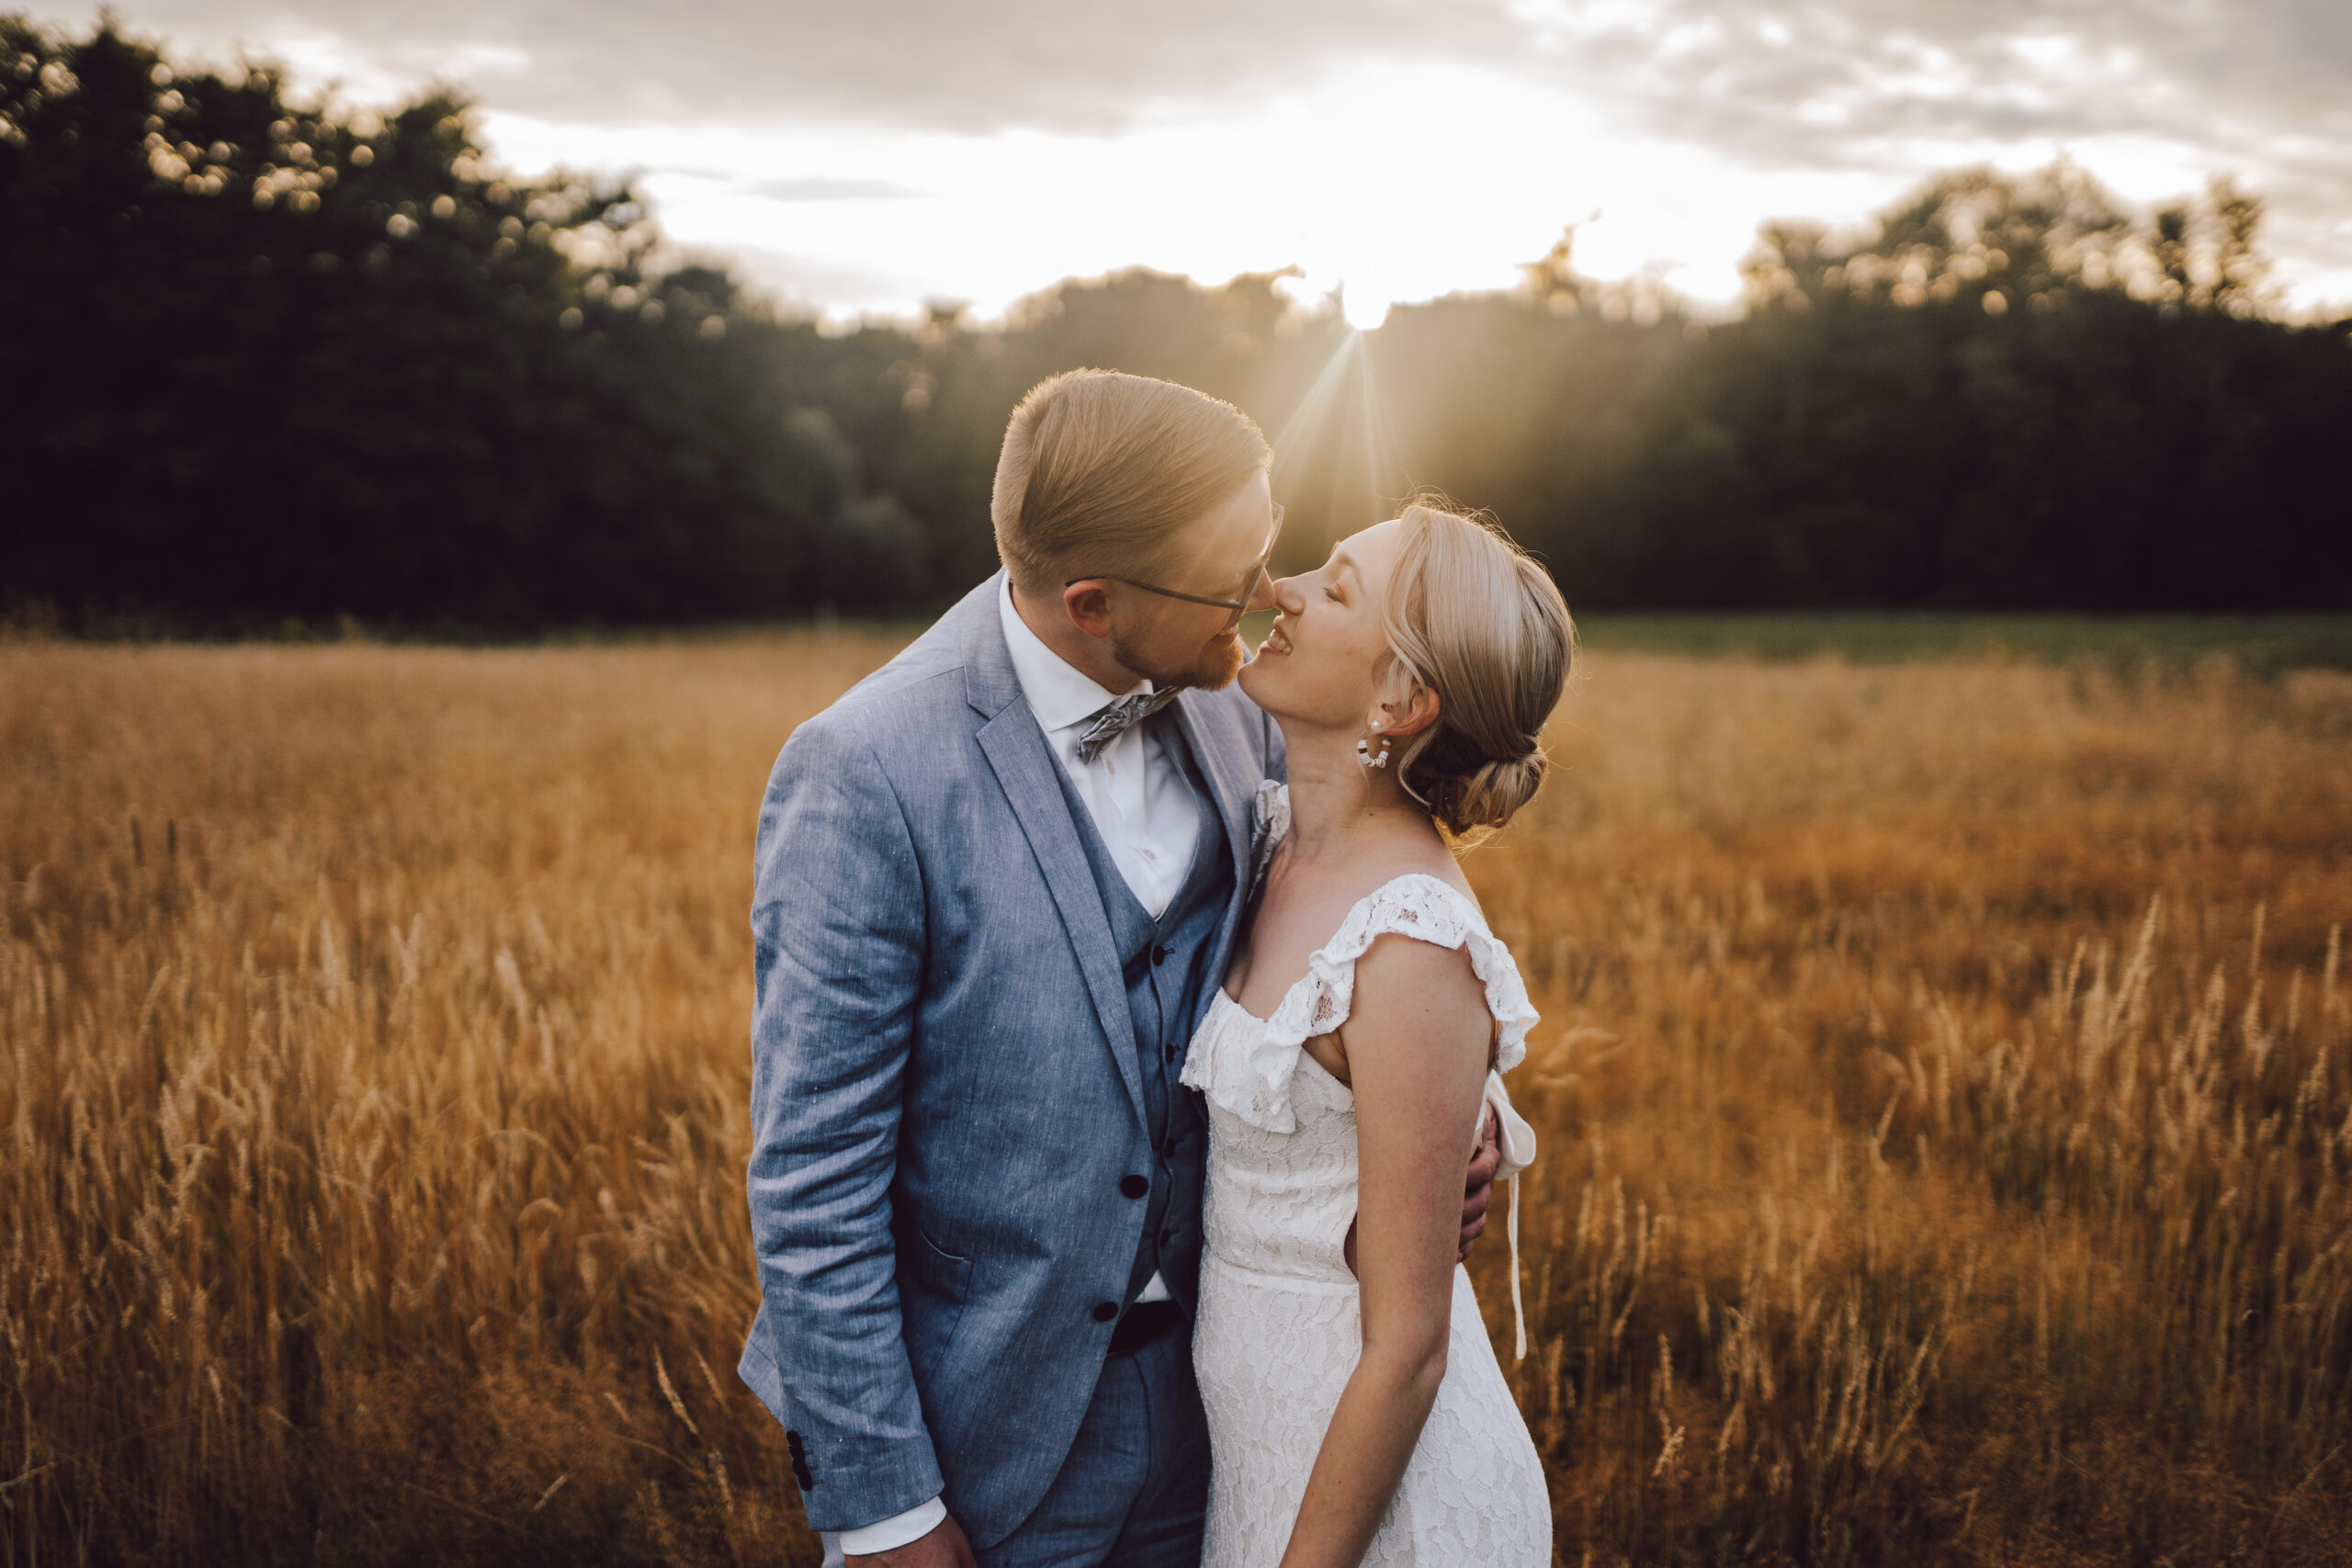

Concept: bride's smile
[[1238, 520, 1416, 736]]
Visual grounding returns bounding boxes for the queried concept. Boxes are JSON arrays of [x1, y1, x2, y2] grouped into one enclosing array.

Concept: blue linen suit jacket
[[739, 571, 1283, 1548]]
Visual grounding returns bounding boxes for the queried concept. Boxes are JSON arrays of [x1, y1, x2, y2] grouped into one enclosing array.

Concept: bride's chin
[[1237, 655, 1297, 715]]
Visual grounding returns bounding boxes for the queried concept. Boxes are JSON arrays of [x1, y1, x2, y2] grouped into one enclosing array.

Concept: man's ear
[[1061, 581, 1115, 641]]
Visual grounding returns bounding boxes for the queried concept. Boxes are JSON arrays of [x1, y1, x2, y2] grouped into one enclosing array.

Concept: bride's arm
[[1279, 934, 1492, 1568]]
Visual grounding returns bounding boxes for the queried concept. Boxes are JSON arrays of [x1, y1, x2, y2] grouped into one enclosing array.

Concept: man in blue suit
[[741, 370, 1499, 1567]]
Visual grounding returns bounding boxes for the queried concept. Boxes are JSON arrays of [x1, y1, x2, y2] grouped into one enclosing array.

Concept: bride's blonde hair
[[1379, 498, 1575, 840]]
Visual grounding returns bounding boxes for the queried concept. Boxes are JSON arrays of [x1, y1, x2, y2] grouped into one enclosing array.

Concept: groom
[[741, 369, 1499, 1567]]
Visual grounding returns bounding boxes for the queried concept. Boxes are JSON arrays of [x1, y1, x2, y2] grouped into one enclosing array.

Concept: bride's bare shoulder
[[1340, 930, 1490, 1081], [1346, 857, 1491, 1032]]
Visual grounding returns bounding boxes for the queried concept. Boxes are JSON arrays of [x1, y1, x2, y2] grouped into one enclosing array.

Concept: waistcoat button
[[1092, 1301, 1120, 1323], [1120, 1173, 1148, 1199]]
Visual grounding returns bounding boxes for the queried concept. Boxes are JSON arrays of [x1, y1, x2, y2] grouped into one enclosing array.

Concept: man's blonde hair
[[991, 369, 1271, 595]]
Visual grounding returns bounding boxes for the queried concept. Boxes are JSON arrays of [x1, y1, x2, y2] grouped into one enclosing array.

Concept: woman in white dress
[[1180, 499, 1572, 1568]]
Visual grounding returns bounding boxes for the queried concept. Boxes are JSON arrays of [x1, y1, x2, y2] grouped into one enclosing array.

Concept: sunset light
[[6, 4, 2349, 1563], [42, 0, 2352, 322]]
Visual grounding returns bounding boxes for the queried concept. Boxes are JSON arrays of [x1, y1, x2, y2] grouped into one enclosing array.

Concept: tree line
[[3, 15, 2346, 632]]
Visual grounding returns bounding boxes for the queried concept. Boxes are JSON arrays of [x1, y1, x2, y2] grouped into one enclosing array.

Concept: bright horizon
[[42, 2, 2352, 328]]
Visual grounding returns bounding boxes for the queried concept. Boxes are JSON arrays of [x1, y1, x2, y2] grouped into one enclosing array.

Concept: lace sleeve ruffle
[[1184, 855, 1539, 1134]]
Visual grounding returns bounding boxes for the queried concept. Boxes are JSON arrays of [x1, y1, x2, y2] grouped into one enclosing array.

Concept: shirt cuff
[[839, 1495, 947, 1556]]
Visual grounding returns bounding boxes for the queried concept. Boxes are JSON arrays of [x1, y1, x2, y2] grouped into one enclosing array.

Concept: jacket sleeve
[[742, 712, 942, 1531]]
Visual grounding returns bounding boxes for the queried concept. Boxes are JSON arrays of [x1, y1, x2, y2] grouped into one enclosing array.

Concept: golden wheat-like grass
[[4, 635, 2348, 1565]]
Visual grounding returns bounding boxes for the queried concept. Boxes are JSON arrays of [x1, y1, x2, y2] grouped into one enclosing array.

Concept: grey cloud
[[66, 0, 2347, 160], [67, 0, 1527, 131], [1502, 0, 2352, 286], [715, 243, 927, 310], [729, 176, 927, 201]]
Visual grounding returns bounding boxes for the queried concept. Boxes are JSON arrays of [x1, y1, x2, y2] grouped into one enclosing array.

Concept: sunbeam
[[1266, 330, 1414, 562]]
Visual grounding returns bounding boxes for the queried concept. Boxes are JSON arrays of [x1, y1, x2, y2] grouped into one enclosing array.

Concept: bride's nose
[[1271, 574, 1306, 615]]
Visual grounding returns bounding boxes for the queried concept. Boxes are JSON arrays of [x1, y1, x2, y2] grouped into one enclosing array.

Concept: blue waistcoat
[[1045, 709, 1232, 1314]]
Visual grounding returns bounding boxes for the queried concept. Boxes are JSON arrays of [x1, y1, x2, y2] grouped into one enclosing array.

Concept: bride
[[1182, 499, 1571, 1567]]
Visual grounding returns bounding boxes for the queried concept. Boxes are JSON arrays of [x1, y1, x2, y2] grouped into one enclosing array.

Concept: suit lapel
[[966, 584, 1148, 1130]]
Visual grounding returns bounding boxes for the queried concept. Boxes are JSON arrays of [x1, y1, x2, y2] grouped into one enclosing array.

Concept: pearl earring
[[1355, 728, 1392, 771]]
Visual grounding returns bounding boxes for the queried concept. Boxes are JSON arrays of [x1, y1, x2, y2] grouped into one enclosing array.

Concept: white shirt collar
[[998, 573, 1156, 735]]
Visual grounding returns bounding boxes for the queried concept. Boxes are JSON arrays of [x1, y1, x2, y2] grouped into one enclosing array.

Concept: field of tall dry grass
[[5, 631, 2350, 1566]]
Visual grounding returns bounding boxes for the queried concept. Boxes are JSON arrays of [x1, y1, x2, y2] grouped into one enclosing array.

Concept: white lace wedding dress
[[1179, 786, 1552, 1567]]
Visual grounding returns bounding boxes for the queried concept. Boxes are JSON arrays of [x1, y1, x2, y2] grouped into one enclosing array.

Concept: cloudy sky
[[49, 0, 2352, 324]]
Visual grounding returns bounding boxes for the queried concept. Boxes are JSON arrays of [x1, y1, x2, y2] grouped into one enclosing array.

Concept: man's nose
[[1248, 570, 1283, 614]]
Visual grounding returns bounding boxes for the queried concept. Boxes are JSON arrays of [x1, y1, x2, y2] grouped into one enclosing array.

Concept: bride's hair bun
[[1379, 498, 1575, 841], [1430, 751, 1549, 836]]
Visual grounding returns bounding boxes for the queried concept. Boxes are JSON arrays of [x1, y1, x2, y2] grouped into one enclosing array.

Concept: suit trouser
[[982, 1325, 1209, 1568], [823, 1325, 1209, 1568]]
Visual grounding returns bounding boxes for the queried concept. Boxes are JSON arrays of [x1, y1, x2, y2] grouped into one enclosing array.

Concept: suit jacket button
[[1092, 1301, 1120, 1323], [1120, 1173, 1148, 1199]]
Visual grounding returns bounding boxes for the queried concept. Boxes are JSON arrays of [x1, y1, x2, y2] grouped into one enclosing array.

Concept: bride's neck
[[1277, 719, 1439, 864]]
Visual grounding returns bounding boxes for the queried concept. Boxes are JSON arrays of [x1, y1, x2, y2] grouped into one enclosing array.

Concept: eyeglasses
[[1065, 504, 1284, 628]]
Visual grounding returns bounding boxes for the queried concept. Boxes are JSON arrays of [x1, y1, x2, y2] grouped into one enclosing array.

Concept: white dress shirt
[[996, 574, 1201, 920], [831, 579, 1198, 1559]]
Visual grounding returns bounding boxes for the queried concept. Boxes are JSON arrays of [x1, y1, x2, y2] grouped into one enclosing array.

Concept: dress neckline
[[1216, 870, 1482, 1024]]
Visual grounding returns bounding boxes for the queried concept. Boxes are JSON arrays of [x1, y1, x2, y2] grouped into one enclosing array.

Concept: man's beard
[[1111, 626, 1245, 694]]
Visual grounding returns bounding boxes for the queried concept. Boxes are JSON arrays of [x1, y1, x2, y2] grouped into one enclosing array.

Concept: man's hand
[[1459, 1100, 1501, 1262], [1344, 1102, 1502, 1277], [847, 1514, 978, 1568]]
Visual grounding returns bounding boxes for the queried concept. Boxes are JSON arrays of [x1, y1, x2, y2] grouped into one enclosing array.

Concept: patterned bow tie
[[1074, 687, 1181, 764]]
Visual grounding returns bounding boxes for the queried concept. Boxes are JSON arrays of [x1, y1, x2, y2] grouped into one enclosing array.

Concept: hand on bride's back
[[1460, 1102, 1503, 1258]]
